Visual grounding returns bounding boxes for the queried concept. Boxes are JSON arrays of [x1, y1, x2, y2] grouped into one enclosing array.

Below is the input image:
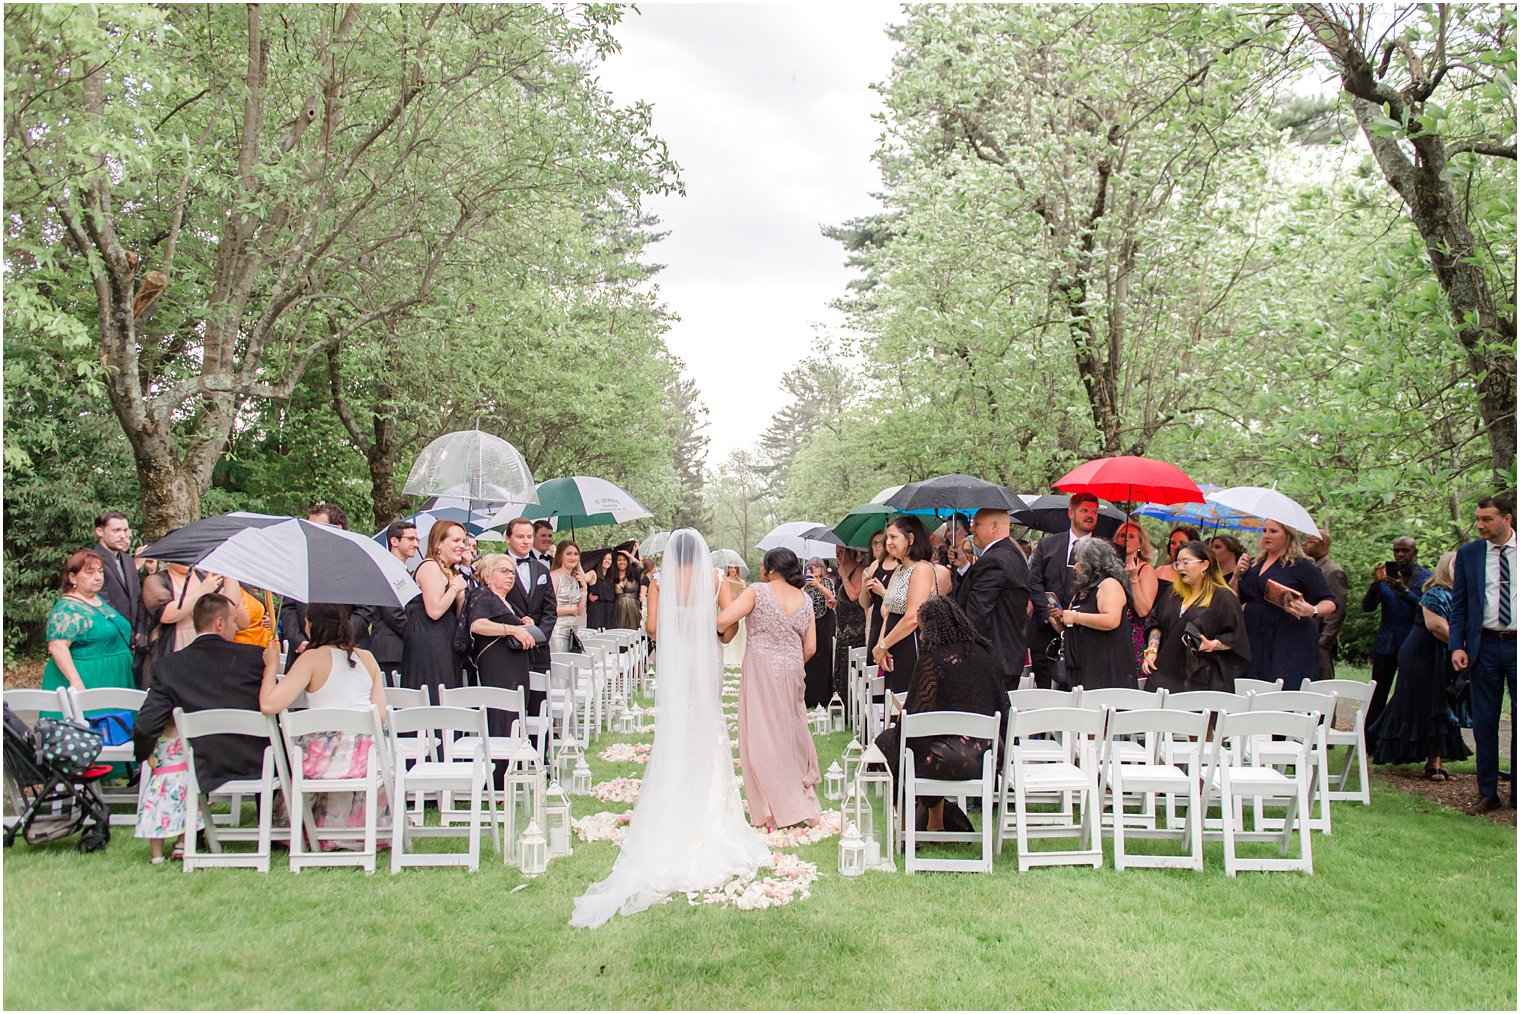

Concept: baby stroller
[[3, 703, 113, 852]]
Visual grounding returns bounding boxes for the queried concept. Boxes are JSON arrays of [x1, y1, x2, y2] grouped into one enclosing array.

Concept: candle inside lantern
[[550, 825, 569, 856], [865, 835, 881, 867]]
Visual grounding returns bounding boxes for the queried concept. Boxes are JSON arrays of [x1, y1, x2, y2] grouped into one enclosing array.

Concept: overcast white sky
[[595, 2, 902, 461]]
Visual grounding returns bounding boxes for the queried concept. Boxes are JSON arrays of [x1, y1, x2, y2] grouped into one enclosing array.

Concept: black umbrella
[[190, 519, 418, 607], [1012, 495, 1126, 538], [581, 547, 614, 574], [140, 512, 291, 563], [882, 473, 1024, 513], [797, 525, 847, 546]]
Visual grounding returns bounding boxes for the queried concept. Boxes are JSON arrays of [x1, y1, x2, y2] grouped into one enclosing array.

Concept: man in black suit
[[1026, 492, 1100, 689], [91, 509, 141, 633], [953, 508, 1031, 692], [531, 520, 557, 568], [504, 517, 557, 671], [352, 520, 416, 682], [134, 594, 278, 795]]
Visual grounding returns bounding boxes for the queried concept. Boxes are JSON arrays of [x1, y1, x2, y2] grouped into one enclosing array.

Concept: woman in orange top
[[234, 588, 277, 648]]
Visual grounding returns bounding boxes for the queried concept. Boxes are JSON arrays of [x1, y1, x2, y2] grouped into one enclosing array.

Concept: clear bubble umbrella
[[402, 429, 537, 507]]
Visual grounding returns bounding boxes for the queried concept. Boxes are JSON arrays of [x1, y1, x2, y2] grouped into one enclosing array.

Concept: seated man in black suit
[[953, 508, 1031, 691], [134, 594, 279, 796]]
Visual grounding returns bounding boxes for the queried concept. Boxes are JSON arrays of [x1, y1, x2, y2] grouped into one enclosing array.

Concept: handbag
[[86, 710, 134, 747], [34, 717, 104, 776], [452, 586, 477, 657]]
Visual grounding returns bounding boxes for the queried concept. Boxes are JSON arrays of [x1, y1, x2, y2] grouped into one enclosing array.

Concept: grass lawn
[[4, 665, 1515, 1010]]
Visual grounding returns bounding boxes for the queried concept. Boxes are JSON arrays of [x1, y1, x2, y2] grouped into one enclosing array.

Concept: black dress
[[804, 579, 836, 708], [863, 558, 898, 652], [875, 641, 1007, 805], [1064, 578, 1138, 690], [1239, 556, 1332, 690], [585, 575, 615, 631], [401, 560, 463, 696], [833, 571, 866, 702], [468, 590, 532, 699], [1145, 584, 1251, 694], [1370, 587, 1472, 764]]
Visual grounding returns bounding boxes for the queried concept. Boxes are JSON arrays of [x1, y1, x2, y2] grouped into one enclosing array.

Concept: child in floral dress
[[135, 723, 204, 864]]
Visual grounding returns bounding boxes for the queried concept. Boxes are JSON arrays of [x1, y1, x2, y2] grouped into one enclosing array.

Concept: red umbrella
[[1053, 456, 1205, 506]]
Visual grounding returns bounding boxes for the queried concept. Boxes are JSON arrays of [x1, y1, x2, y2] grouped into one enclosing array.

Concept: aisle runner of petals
[[590, 777, 642, 804], [598, 743, 653, 764]]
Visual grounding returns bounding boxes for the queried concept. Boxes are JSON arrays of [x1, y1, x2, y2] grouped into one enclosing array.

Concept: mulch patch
[[3, 660, 45, 690], [1373, 765, 1517, 827]]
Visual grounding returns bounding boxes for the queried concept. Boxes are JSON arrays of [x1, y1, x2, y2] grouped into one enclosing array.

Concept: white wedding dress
[[570, 529, 770, 929]]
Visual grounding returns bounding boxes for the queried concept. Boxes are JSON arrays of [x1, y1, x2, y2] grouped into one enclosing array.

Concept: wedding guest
[[859, 529, 898, 653], [721, 563, 749, 668], [1237, 521, 1335, 690], [280, 503, 348, 656], [716, 548, 821, 831], [503, 517, 557, 673], [1028, 493, 1100, 689], [233, 587, 277, 649], [873, 515, 938, 695], [531, 520, 556, 568], [1155, 525, 1202, 583], [952, 507, 1030, 692], [833, 548, 867, 698], [1370, 552, 1471, 778], [1361, 536, 1433, 730], [1057, 539, 1138, 690], [584, 551, 615, 631], [401, 519, 469, 695], [469, 555, 537, 781], [134, 594, 277, 862], [1142, 542, 1249, 693], [260, 603, 391, 849], [1450, 494, 1517, 814], [549, 541, 589, 653], [1111, 521, 1159, 669], [90, 510, 140, 646], [1302, 529, 1349, 679], [875, 597, 1005, 833], [351, 521, 415, 682], [1209, 535, 1246, 587], [41, 551, 136, 703], [143, 563, 248, 655], [610, 551, 642, 630], [803, 558, 837, 707]]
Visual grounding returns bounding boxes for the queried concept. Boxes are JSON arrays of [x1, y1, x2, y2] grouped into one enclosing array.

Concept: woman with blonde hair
[[1236, 520, 1333, 689], [1370, 551, 1471, 777], [1142, 541, 1250, 693]]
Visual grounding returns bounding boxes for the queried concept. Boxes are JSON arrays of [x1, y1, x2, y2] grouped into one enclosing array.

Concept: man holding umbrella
[[1027, 493, 1100, 689], [953, 509, 1030, 691]]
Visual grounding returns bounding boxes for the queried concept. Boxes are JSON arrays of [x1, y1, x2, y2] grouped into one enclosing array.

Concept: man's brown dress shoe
[[1465, 795, 1503, 815]]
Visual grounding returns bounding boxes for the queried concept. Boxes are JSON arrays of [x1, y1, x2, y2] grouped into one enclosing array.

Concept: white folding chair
[[1207, 710, 1319, 875], [388, 705, 500, 873], [863, 672, 886, 742], [1249, 690, 1336, 834], [66, 687, 148, 825], [384, 686, 433, 818], [1303, 678, 1376, 805], [1079, 687, 1167, 828], [3, 688, 73, 826], [1002, 687, 1084, 825], [278, 705, 391, 873], [998, 707, 1106, 870], [1103, 709, 1209, 871], [551, 652, 597, 745], [897, 711, 1001, 873], [846, 647, 868, 731], [1161, 690, 1252, 830], [577, 636, 618, 732], [1234, 677, 1284, 695], [436, 685, 525, 821], [526, 671, 556, 765], [177, 708, 291, 872]]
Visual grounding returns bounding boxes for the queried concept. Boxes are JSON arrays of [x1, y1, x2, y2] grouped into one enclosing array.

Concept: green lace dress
[[40, 597, 135, 700]]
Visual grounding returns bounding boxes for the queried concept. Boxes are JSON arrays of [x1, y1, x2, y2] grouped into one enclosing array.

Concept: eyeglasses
[[1176, 557, 1208, 568]]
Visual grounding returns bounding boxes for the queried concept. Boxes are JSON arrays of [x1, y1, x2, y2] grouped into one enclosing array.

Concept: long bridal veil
[[570, 528, 770, 929]]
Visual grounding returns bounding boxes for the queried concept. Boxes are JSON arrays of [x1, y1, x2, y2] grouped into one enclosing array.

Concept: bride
[[570, 529, 771, 929]]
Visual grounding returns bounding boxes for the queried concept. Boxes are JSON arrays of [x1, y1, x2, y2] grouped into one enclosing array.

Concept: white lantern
[[812, 706, 830, 736], [505, 741, 544, 867], [839, 737, 864, 787], [554, 741, 583, 787], [616, 702, 637, 735], [545, 779, 573, 858], [631, 704, 648, 733], [839, 820, 866, 878], [828, 693, 846, 733], [518, 820, 548, 877], [571, 756, 593, 796], [823, 761, 845, 801], [855, 743, 896, 871]]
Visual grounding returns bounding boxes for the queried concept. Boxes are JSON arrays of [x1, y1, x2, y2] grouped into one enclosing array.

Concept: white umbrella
[[641, 530, 672, 556], [1205, 487, 1321, 537], [403, 429, 537, 505], [757, 521, 839, 560], [197, 519, 420, 607], [711, 549, 750, 578], [869, 484, 906, 504]]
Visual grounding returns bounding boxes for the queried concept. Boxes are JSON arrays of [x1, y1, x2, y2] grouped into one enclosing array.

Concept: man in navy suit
[[1450, 493, 1517, 814], [953, 508, 1031, 691], [1026, 493, 1100, 689]]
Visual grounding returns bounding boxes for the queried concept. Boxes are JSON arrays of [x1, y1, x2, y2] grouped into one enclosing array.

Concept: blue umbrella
[[1132, 484, 1265, 533]]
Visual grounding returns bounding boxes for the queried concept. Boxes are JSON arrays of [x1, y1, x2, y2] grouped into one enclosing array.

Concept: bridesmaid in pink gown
[[716, 548, 822, 830]]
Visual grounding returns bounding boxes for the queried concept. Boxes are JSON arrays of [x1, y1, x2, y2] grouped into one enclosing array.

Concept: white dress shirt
[[1481, 532, 1517, 630]]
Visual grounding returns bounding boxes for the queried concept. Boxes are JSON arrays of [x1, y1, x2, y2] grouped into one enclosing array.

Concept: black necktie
[[115, 552, 128, 588], [1500, 545, 1511, 628]]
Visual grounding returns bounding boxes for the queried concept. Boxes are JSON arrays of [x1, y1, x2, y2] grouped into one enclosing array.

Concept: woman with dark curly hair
[[872, 515, 938, 694], [874, 596, 1006, 833], [1057, 538, 1139, 690]]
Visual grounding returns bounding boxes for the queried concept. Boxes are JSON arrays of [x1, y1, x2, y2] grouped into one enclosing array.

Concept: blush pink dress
[[737, 583, 822, 829]]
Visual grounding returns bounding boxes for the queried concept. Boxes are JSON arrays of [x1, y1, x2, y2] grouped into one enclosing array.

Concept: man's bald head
[[971, 508, 1010, 548]]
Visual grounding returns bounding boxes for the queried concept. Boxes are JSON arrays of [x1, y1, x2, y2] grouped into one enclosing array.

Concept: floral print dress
[[135, 735, 204, 840]]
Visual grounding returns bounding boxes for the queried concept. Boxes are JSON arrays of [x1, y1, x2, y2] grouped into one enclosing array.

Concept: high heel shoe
[[1423, 764, 1452, 781]]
